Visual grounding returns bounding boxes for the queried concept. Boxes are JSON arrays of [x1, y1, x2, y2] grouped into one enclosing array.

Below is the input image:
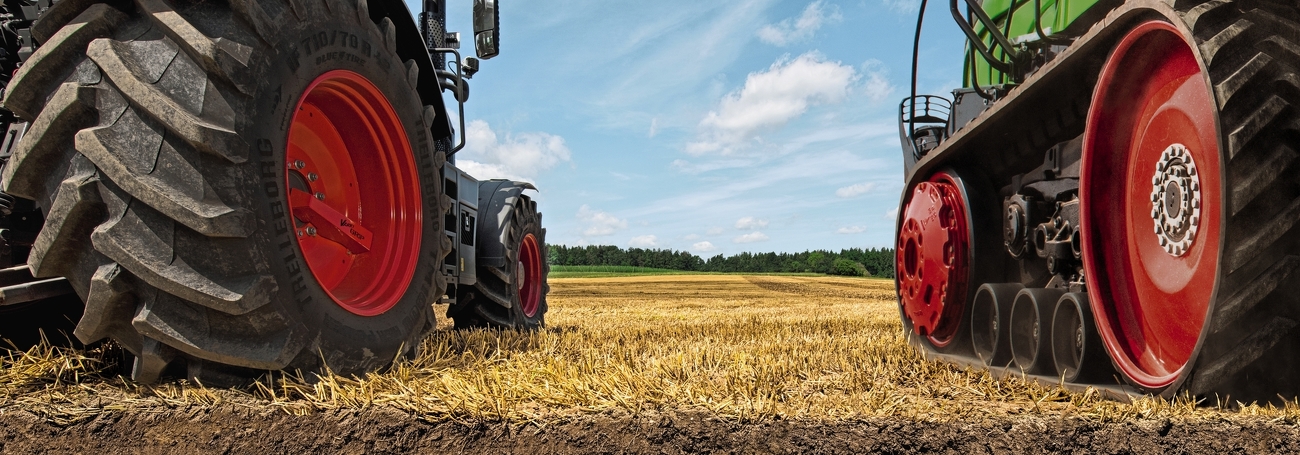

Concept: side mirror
[[473, 0, 499, 59]]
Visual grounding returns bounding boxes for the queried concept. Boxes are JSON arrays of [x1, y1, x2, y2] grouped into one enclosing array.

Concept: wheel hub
[[897, 173, 970, 346], [1149, 143, 1201, 257], [286, 70, 424, 317]]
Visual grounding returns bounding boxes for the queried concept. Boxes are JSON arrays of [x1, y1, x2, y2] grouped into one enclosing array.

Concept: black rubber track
[[450, 194, 549, 330], [1162, 0, 1300, 402], [1, 0, 451, 384]]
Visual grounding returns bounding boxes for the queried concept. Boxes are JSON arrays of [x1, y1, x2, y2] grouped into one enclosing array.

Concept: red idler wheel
[[286, 70, 424, 317], [897, 171, 971, 347], [1081, 21, 1221, 390]]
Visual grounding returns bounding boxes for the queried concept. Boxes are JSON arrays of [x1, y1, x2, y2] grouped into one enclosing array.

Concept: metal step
[[0, 264, 75, 306]]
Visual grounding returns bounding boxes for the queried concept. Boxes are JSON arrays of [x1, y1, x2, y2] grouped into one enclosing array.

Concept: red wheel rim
[[286, 70, 423, 317], [896, 171, 971, 347], [518, 233, 542, 318], [1081, 21, 1221, 389]]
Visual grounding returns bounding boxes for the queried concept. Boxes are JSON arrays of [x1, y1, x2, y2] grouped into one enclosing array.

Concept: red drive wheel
[[287, 70, 423, 317], [518, 233, 543, 317], [897, 171, 971, 347], [1082, 21, 1221, 390]]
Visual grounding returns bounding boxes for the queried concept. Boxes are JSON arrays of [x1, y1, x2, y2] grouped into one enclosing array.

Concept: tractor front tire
[[450, 193, 548, 330]]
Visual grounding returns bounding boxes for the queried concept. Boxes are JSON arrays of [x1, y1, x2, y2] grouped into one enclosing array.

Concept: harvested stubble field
[[2, 275, 1300, 453]]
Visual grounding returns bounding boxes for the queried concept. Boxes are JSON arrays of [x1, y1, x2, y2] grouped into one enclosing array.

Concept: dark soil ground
[[1, 407, 1297, 454]]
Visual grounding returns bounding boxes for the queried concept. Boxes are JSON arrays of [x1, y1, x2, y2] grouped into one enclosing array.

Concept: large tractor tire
[[1081, 1, 1300, 401], [1, 0, 449, 383], [450, 189, 548, 330]]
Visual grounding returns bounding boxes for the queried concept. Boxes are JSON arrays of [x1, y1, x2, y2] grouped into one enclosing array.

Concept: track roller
[[971, 283, 1021, 367], [1010, 288, 1063, 375], [1050, 292, 1113, 383]]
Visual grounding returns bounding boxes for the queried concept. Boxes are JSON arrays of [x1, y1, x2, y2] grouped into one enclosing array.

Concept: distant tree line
[[547, 245, 895, 278]]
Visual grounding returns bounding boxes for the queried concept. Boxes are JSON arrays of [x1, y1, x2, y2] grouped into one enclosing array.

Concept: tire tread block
[[87, 38, 246, 164], [3, 4, 124, 121], [74, 263, 143, 353], [131, 285, 302, 370], [134, 0, 254, 94], [76, 116, 251, 238], [2, 83, 98, 200], [28, 160, 105, 279], [91, 199, 272, 315]]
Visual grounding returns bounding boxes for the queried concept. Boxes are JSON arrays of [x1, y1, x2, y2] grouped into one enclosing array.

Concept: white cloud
[[706, 227, 726, 235], [684, 233, 700, 240], [455, 120, 572, 183], [587, 0, 778, 112], [629, 235, 658, 248], [693, 241, 717, 252], [884, 207, 900, 220], [734, 231, 770, 243], [836, 182, 878, 198], [881, 0, 921, 13], [648, 118, 659, 138], [577, 205, 628, 237], [861, 59, 895, 104], [757, 1, 842, 46], [837, 226, 866, 234], [688, 52, 858, 156], [735, 216, 769, 230]]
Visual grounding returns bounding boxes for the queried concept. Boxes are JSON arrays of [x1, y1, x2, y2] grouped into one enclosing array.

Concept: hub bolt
[[306, 227, 317, 236], [308, 172, 318, 182], [293, 160, 306, 169], [315, 192, 325, 200]]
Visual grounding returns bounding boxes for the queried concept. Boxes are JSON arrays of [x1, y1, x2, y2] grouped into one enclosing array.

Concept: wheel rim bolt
[[308, 172, 318, 182], [315, 192, 325, 200], [306, 227, 317, 236], [294, 160, 306, 169]]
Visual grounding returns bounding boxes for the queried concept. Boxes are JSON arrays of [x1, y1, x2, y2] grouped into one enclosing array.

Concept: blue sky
[[407, 0, 969, 256]]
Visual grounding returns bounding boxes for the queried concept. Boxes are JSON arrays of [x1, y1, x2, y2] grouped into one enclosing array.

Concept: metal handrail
[[949, 0, 1023, 75]]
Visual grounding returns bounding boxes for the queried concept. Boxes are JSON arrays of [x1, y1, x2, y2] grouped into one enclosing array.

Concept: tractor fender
[[476, 180, 537, 269], [365, 0, 454, 141]]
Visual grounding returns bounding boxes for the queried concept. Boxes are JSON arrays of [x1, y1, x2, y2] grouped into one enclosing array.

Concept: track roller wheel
[[897, 170, 972, 349]]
